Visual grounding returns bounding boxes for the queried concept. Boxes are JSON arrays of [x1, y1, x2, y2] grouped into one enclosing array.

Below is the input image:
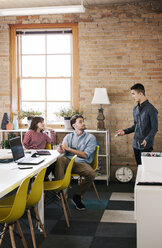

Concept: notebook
[[9, 136, 44, 165], [37, 150, 51, 155]]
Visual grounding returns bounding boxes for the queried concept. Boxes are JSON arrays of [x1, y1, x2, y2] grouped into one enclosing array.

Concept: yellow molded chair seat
[[26, 167, 47, 248], [44, 155, 77, 228], [71, 146, 100, 200], [0, 176, 32, 248], [45, 143, 52, 150]]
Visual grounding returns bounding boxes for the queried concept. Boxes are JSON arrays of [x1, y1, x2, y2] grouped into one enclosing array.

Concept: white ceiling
[[0, 0, 143, 9]]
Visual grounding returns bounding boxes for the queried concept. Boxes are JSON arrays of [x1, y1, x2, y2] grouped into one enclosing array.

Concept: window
[[10, 24, 79, 126]]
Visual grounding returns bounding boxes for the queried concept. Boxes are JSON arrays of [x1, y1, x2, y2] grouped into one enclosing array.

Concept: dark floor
[[0, 181, 136, 248]]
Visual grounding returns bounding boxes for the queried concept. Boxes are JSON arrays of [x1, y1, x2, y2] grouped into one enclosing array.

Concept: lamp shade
[[91, 88, 110, 105]]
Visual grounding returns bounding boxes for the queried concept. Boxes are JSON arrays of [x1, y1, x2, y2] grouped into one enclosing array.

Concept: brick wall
[[0, 1, 161, 180]]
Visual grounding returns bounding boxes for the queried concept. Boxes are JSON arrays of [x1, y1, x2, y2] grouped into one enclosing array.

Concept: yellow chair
[[44, 155, 77, 228], [71, 146, 100, 200], [26, 167, 47, 248], [45, 142, 52, 150], [0, 176, 31, 248]]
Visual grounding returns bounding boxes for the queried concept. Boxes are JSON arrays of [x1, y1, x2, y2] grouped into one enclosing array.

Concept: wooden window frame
[[10, 23, 79, 128]]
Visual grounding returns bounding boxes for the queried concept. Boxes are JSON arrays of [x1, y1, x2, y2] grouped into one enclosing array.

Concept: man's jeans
[[54, 156, 95, 195]]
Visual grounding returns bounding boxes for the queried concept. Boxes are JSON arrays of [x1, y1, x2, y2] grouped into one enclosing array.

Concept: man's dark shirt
[[124, 100, 158, 150]]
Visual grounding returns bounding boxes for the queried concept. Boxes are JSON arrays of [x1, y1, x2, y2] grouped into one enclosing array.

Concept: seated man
[[55, 114, 97, 210]]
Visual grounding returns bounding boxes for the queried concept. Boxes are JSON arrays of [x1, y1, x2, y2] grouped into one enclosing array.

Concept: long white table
[[0, 149, 60, 224]]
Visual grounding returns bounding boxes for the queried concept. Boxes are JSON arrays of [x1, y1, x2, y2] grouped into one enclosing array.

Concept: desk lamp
[[91, 88, 110, 130]]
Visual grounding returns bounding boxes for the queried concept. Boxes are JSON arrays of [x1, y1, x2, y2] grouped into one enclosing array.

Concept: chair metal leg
[[92, 181, 100, 200], [9, 225, 16, 248], [62, 190, 71, 217], [60, 192, 70, 228], [27, 209, 37, 248], [0, 223, 7, 247], [12, 223, 15, 231], [33, 205, 47, 238], [79, 177, 83, 185], [16, 220, 28, 248], [79, 176, 100, 200], [44, 192, 47, 203]]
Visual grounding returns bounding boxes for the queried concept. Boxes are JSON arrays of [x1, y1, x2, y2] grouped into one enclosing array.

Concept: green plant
[[54, 107, 84, 118], [1, 133, 16, 149], [54, 108, 73, 118], [72, 109, 84, 116], [18, 109, 42, 120]]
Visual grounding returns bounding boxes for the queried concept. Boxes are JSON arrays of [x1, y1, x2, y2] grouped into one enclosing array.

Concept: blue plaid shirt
[[62, 131, 97, 164]]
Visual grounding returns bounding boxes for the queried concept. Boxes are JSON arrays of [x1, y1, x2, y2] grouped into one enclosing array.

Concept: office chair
[[26, 167, 47, 248], [44, 155, 77, 228], [0, 176, 31, 248], [71, 146, 100, 200]]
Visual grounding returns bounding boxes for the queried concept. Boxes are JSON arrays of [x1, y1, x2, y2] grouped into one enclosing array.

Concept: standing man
[[55, 114, 97, 210], [116, 83, 158, 165]]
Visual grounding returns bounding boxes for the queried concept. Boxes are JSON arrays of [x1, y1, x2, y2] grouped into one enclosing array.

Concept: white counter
[[135, 165, 162, 248]]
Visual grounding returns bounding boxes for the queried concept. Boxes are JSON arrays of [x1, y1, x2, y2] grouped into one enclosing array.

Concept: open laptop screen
[[9, 136, 25, 161]]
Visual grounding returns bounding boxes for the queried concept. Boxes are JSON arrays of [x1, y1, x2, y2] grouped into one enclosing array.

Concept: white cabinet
[[135, 165, 162, 248], [0, 129, 110, 185]]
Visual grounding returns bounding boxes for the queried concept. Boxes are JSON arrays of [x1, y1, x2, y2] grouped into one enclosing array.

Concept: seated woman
[[23, 116, 56, 180]]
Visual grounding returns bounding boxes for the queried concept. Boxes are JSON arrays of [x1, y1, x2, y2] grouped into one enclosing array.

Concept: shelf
[[95, 175, 108, 180], [99, 154, 109, 157], [71, 174, 108, 181], [0, 129, 28, 132], [48, 129, 109, 134]]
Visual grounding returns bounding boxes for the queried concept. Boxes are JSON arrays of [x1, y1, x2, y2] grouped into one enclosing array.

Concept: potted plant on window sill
[[54, 108, 84, 130], [18, 109, 42, 128]]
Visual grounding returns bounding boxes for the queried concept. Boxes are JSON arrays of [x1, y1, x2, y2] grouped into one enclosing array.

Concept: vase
[[1, 113, 9, 130], [64, 117, 72, 130], [6, 122, 13, 130], [13, 115, 18, 130]]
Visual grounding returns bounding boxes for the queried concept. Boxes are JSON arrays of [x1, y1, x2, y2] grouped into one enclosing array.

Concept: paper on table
[[0, 149, 13, 159]]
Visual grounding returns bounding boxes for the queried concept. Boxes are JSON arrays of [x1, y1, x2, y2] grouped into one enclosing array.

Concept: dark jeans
[[133, 147, 153, 166]]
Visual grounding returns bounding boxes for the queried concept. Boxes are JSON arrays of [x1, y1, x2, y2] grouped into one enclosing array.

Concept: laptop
[[9, 136, 44, 165]]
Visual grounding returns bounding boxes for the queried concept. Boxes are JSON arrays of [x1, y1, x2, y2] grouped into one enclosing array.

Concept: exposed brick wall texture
[[0, 1, 161, 180]]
